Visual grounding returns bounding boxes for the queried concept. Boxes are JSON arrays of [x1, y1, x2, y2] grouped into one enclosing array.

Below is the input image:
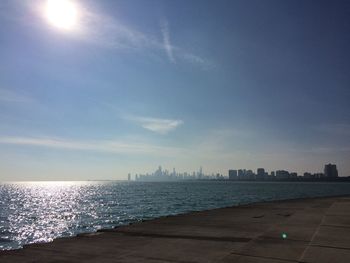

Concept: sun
[[45, 0, 78, 30]]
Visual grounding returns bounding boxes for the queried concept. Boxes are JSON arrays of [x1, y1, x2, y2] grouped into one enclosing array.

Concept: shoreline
[[1, 193, 350, 252], [1, 194, 350, 262]]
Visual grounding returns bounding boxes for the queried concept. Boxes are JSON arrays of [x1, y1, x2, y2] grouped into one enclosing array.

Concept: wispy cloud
[[124, 115, 184, 134], [0, 136, 184, 156], [180, 52, 214, 70], [78, 10, 156, 50], [160, 19, 175, 63], [82, 11, 211, 68]]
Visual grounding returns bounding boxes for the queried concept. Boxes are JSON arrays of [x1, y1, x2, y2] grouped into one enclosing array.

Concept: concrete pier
[[1, 195, 350, 262]]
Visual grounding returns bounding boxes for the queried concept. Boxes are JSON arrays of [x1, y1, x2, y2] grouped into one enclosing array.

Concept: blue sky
[[0, 0, 350, 180]]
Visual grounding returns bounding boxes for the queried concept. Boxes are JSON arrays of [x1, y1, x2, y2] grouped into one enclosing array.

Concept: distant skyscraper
[[155, 166, 162, 177], [257, 168, 265, 179], [228, 170, 238, 180], [324, 164, 338, 178], [276, 170, 289, 180], [290, 172, 298, 178], [198, 166, 203, 179], [304, 172, 312, 179], [238, 169, 245, 180], [246, 170, 255, 180], [128, 173, 131, 181]]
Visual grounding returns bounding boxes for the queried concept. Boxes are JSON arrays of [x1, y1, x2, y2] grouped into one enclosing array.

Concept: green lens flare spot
[[282, 233, 288, 239]]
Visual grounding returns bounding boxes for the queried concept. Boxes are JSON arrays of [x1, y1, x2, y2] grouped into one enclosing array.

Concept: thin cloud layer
[[0, 136, 183, 156], [125, 116, 184, 134]]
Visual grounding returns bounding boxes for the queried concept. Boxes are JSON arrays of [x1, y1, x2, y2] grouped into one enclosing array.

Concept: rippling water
[[1, 181, 350, 250]]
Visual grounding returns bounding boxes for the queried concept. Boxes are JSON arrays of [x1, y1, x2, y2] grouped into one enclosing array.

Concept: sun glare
[[45, 0, 78, 30]]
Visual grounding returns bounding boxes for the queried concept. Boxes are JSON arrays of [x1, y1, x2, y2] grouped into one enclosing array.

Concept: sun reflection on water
[[1, 181, 105, 249]]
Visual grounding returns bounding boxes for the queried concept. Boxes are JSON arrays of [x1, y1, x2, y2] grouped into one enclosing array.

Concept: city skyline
[[131, 163, 345, 182], [1, 0, 350, 181]]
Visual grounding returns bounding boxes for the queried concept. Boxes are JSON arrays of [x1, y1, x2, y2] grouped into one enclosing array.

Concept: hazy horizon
[[1, 0, 350, 181]]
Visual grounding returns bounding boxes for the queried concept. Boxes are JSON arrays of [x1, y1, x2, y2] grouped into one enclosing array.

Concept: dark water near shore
[[1, 181, 350, 250]]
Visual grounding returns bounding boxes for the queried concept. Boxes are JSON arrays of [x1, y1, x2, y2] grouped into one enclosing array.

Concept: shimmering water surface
[[1, 181, 350, 250]]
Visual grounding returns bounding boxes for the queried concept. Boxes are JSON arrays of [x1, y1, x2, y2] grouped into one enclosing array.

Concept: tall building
[[257, 168, 265, 179], [324, 164, 338, 178], [290, 172, 298, 179], [238, 169, 246, 180], [198, 166, 203, 179], [246, 170, 255, 180], [304, 172, 312, 179], [128, 173, 131, 181], [155, 166, 162, 178], [228, 170, 238, 180], [276, 170, 289, 180]]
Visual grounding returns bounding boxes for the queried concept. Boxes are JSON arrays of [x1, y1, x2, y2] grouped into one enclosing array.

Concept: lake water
[[1, 181, 350, 250]]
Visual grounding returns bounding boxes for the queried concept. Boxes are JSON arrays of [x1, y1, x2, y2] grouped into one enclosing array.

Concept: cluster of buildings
[[228, 164, 339, 181], [130, 166, 225, 182], [129, 163, 343, 182]]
